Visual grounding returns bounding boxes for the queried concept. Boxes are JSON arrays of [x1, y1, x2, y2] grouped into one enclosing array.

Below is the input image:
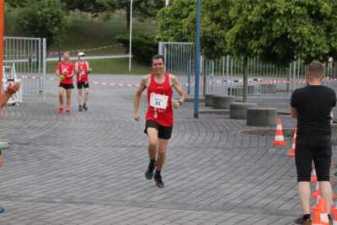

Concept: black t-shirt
[[291, 85, 336, 137]]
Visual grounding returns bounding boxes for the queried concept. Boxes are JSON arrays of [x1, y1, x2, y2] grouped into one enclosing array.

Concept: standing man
[[291, 62, 336, 225], [56, 52, 74, 113], [133, 55, 187, 188], [75, 52, 90, 112]]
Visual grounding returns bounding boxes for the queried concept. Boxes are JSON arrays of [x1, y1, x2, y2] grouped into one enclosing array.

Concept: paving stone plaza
[[0, 75, 336, 225]]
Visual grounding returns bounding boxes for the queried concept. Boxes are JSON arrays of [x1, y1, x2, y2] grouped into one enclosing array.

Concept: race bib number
[[150, 93, 168, 109]]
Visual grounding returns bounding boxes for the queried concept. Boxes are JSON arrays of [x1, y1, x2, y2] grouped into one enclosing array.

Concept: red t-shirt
[[146, 73, 174, 127], [57, 61, 74, 85], [75, 60, 89, 83]]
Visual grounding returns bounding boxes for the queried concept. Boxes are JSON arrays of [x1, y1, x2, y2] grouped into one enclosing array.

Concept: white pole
[[129, 0, 133, 72], [165, 0, 170, 7]]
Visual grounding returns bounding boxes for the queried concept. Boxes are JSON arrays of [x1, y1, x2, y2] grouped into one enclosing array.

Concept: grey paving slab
[[0, 75, 335, 225]]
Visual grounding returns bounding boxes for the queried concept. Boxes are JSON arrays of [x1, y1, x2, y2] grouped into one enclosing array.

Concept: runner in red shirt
[[133, 55, 187, 188], [75, 52, 90, 112], [56, 52, 74, 113]]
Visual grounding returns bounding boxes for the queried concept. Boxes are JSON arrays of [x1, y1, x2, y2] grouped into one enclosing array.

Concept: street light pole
[[194, 0, 201, 118], [129, 0, 133, 72], [0, 0, 4, 85]]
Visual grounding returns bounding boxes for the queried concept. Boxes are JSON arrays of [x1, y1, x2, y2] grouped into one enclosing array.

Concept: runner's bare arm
[[290, 107, 298, 118], [133, 76, 148, 121], [171, 75, 187, 106], [74, 62, 79, 75]]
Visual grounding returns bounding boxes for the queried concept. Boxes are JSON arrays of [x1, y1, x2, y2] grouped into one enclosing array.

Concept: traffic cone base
[[272, 118, 287, 147]]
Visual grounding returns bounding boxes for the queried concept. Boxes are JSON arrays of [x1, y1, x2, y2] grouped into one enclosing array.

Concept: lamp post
[[0, 0, 4, 85], [194, 0, 201, 118], [128, 0, 133, 72]]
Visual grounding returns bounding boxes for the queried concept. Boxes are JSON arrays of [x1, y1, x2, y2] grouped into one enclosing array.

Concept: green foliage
[[156, 0, 195, 42], [6, 0, 29, 8], [201, 0, 232, 59], [227, 0, 337, 65], [61, 0, 116, 15], [16, 0, 68, 48], [117, 33, 157, 65], [157, 0, 337, 65]]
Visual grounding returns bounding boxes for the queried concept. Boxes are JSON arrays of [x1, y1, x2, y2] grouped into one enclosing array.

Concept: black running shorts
[[77, 82, 89, 89], [295, 135, 332, 182], [144, 120, 173, 140], [59, 83, 74, 90]]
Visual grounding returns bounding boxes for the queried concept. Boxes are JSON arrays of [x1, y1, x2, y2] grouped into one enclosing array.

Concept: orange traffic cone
[[312, 207, 322, 225], [319, 199, 329, 225], [288, 128, 296, 157], [273, 118, 287, 147]]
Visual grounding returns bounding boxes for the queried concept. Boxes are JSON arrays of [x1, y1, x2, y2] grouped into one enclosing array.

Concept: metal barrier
[[158, 42, 316, 98], [4, 36, 47, 97]]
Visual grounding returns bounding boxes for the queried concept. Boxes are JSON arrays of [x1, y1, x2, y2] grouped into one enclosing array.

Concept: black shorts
[[59, 83, 74, 90], [77, 82, 89, 89], [144, 120, 173, 140], [295, 135, 332, 182]]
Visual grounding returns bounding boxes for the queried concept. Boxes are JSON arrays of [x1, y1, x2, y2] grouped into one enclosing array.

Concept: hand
[[6, 82, 20, 95], [173, 100, 183, 109], [133, 112, 140, 121], [59, 75, 65, 81]]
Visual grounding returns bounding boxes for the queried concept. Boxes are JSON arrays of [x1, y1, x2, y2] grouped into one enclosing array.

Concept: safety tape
[[47, 45, 116, 57], [18, 75, 139, 88]]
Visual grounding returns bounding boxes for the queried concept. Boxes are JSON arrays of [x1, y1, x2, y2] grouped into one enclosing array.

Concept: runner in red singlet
[[56, 52, 74, 113], [75, 52, 90, 112], [133, 55, 187, 188]]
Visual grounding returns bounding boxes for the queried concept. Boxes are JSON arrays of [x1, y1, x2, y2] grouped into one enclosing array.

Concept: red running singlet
[[146, 73, 173, 127]]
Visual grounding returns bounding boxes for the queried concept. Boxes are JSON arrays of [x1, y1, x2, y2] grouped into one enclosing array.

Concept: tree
[[156, 0, 195, 42], [226, 0, 337, 101], [16, 0, 68, 48], [6, 0, 29, 8]]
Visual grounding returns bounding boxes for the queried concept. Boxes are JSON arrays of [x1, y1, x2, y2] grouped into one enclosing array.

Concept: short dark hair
[[308, 61, 324, 77], [152, 55, 165, 63]]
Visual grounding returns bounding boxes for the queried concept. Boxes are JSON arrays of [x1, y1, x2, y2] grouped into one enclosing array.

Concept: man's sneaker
[[294, 215, 311, 225], [145, 162, 155, 180], [79, 105, 83, 112], [83, 104, 88, 111], [154, 172, 164, 188], [0, 207, 4, 214]]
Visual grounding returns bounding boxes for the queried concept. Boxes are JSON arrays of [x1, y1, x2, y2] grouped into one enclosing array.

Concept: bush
[[117, 33, 157, 66], [16, 0, 68, 48]]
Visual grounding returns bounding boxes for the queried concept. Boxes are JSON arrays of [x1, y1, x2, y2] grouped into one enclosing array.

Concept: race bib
[[150, 93, 168, 109]]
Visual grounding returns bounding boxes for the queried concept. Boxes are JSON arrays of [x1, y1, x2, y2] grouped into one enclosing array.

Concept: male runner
[[56, 52, 74, 113], [133, 55, 187, 188]]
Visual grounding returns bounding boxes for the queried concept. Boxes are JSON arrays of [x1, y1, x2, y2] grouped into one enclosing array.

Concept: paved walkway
[[0, 75, 335, 225]]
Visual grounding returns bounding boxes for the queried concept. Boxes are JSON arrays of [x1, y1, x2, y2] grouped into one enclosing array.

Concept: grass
[[6, 10, 156, 74], [47, 58, 150, 75], [49, 11, 156, 55]]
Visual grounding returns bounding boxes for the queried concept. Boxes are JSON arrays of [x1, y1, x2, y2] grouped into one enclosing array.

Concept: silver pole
[[128, 0, 133, 72], [42, 38, 47, 99]]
